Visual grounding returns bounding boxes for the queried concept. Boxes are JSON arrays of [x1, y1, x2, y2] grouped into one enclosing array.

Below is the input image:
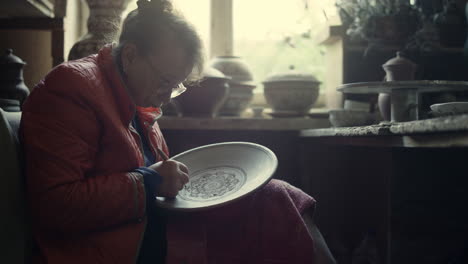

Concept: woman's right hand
[[148, 160, 189, 198]]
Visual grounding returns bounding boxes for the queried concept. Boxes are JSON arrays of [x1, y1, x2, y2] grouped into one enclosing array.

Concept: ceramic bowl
[[263, 67, 321, 115], [155, 142, 278, 211], [329, 110, 376, 127], [264, 85, 320, 115], [430, 102, 468, 116]]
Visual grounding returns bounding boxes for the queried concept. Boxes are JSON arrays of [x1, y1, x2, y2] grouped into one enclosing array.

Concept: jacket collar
[[97, 44, 163, 126], [136, 106, 162, 127]]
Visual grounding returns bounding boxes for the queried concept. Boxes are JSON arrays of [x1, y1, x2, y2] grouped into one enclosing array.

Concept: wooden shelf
[[0, 17, 64, 66], [0, 17, 63, 30], [0, 0, 54, 18]]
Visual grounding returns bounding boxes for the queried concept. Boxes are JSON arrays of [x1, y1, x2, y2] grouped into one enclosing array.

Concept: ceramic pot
[[175, 67, 230, 117], [262, 66, 320, 116], [209, 56, 256, 116], [379, 52, 417, 121], [0, 49, 29, 106], [68, 0, 132, 60]]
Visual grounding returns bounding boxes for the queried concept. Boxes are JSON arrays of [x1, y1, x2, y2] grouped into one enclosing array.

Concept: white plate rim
[[430, 102, 468, 114]]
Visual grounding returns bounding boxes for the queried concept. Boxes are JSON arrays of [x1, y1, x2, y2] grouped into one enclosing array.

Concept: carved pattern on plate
[[178, 166, 246, 202]]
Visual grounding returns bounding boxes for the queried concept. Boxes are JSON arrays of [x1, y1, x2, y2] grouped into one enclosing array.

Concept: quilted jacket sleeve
[[20, 65, 146, 235]]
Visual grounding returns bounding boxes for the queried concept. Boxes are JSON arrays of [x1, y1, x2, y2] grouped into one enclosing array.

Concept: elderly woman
[[20, 1, 335, 263]]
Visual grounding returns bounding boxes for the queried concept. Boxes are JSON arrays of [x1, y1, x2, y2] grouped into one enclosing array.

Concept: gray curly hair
[[113, 0, 204, 83]]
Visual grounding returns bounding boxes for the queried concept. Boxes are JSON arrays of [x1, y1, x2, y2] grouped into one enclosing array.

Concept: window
[[123, 0, 338, 108], [123, 0, 210, 52], [233, 0, 329, 92]]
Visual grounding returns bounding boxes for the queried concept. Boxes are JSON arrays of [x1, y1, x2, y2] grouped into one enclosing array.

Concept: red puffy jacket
[[20, 45, 169, 263]]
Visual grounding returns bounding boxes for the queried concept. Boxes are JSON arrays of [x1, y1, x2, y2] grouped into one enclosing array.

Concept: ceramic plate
[[155, 142, 278, 211]]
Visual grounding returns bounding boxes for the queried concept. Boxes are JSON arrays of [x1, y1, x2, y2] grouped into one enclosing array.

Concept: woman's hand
[[149, 160, 189, 198]]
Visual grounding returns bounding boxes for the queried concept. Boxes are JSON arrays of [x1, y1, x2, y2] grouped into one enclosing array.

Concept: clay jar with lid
[[378, 52, 417, 121], [263, 66, 321, 116]]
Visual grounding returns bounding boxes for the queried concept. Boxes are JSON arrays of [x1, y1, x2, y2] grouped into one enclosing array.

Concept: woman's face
[[121, 37, 191, 108]]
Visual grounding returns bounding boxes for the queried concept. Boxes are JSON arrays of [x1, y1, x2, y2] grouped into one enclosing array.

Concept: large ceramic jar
[[209, 56, 256, 116], [0, 49, 29, 108], [68, 0, 132, 60], [262, 66, 320, 116], [175, 67, 231, 117]]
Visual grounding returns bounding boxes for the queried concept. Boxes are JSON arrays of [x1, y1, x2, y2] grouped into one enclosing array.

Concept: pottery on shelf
[[379, 52, 417, 121], [0, 49, 29, 109], [262, 66, 320, 116], [175, 67, 231, 117], [209, 56, 256, 116], [68, 0, 132, 60]]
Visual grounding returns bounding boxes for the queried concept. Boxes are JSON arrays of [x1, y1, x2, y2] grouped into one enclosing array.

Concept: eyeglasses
[[144, 57, 187, 99]]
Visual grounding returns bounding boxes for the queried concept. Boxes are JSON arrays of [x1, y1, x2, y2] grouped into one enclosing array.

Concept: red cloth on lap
[[165, 179, 316, 264]]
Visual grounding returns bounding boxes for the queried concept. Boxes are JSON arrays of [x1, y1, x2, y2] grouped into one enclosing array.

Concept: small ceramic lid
[[382, 52, 416, 68], [263, 65, 320, 84], [209, 56, 255, 86], [0, 49, 26, 66], [203, 67, 231, 80]]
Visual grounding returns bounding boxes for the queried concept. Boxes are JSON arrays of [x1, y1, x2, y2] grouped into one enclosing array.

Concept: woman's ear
[[121, 43, 138, 75]]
